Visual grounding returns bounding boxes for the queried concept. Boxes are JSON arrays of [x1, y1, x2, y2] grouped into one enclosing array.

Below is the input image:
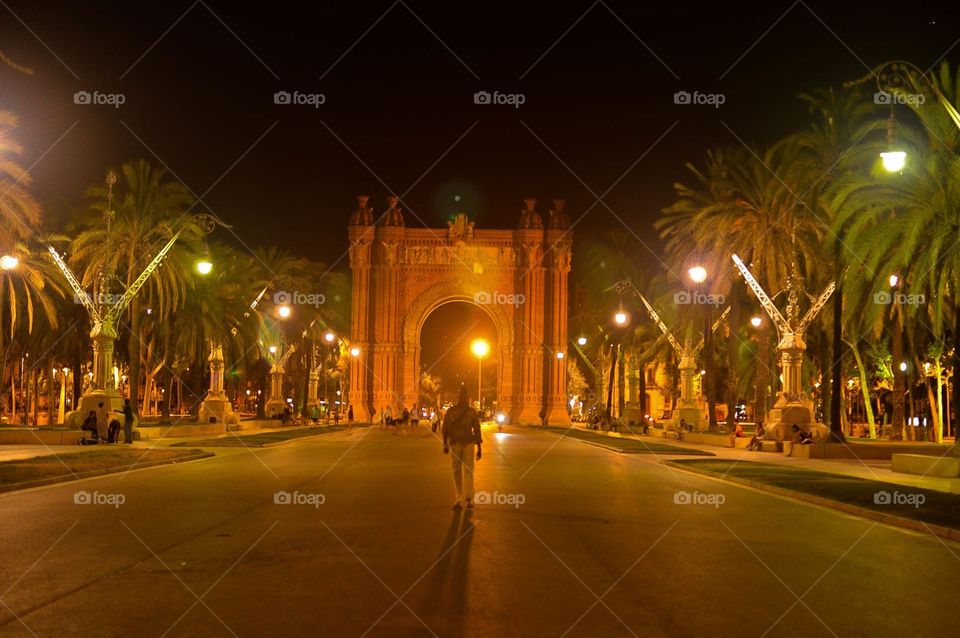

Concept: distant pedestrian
[[411, 405, 420, 436], [95, 402, 109, 441], [122, 399, 135, 444], [442, 386, 483, 509], [348, 405, 355, 429]]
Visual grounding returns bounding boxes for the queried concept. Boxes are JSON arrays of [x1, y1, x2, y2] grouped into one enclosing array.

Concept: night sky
[[1, 0, 956, 270]]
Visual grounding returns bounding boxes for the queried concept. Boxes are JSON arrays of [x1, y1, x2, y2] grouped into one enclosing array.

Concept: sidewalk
[[576, 424, 960, 495]]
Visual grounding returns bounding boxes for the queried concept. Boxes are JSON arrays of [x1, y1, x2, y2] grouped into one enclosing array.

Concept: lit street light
[[350, 346, 361, 357], [471, 338, 490, 411], [577, 336, 587, 346], [688, 265, 707, 284], [277, 305, 292, 319], [881, 150, 906, 173], [0, 255, 19, 270], [614, 311, 628, 326], [195, 259, 213, 275], [889, 274, 899, 287], [750, 316, 763, 328], [324, 331, 336, 344]]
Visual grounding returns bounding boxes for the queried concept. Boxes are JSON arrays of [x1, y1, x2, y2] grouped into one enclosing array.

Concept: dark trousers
[[124, 423, 134, 443]]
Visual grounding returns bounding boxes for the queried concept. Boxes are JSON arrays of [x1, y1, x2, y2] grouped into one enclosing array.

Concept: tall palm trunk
[[892, 307, 905, 439], [726, 285, 740, 428], [829, 273, 844, 440], [127, 296, 142, 414], [954, 307, 960, 445], [847, 339, 876, 438]]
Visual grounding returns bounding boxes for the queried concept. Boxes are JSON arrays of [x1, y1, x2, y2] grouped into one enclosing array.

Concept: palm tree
[[832, 66, 960, 443], [0, 112, 41, 249], [69, 159, 202, 414]]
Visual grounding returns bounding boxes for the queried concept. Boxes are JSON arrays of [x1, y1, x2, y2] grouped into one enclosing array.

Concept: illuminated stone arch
[[347, 196, 572, 424]]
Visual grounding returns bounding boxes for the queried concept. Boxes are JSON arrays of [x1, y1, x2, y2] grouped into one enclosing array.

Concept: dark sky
[[1, 0, 957, 270]]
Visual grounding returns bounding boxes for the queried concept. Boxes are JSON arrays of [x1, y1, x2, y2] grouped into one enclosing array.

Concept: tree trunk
[[127, 296, 142, 415], [829, 278, 844, 440], [892, 307, 905, 439], [726, 283, 740, 426], [848, 339, 876, 438], [954, 307, 960, 445], [47, 365, 56, 425]]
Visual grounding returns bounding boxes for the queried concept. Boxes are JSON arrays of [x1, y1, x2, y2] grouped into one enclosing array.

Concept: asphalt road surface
[[1, 424, 957, 637]]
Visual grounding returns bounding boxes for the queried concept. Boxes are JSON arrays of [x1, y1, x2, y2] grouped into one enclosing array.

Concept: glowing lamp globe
[[880, 150, 906, 173], [350, 347, 361, 357], [278, 305, 292, 318], [196, 259, 213, 275], [0, 255, 19, 270], [471, 339, 490, 358], [688, 266, 707, 283]]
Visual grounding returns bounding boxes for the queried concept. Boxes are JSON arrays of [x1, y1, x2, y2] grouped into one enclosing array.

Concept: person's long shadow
[[417, 509, 475, 635]]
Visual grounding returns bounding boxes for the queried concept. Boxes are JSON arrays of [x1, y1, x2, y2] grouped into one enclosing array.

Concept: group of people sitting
[[79, 399, 135, 444]]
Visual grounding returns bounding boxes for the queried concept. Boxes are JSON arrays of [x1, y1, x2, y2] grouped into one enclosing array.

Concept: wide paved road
[[1, 424, 957, 637]]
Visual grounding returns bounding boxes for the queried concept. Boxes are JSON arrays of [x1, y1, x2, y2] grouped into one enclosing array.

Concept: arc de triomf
[[347, 195, 572, 425]]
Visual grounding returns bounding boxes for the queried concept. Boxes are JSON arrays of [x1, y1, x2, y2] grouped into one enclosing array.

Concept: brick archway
[[347, 196, 572, 424]]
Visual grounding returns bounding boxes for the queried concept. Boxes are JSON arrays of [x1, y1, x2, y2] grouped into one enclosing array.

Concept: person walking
[[122, 399, 135, 444], [442, 385, 483, 509], [95, 401, 109, 441], [348, 404, 354, 430]]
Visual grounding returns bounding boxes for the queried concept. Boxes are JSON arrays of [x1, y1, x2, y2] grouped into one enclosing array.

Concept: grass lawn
[[537, 426, 714, 456], [0, 448, 211, 492], [171, 424, 365, 448], [669, 459, 960, 530]]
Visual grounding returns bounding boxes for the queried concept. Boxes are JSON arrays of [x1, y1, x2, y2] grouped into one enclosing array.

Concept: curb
[[0, 450, 215, 496], [663, 460, 960, 543]]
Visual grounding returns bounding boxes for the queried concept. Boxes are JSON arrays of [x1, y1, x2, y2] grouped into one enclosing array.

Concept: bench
[[892, 454, 960, 478]]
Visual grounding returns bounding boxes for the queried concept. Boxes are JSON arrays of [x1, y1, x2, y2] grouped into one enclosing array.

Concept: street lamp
[[614, 311, 628, 326], [688, 265, 707, 284], [889, 274, 899, 288], [350, 346, 361, 357], [750, 315, 763, 328], [0, 255, 19, 270], [277, 305, 292, 319], [324, 331, 336, 344], [577, 336, 587, 346], [880, 150, 907, 173], [195, 259, 213, 275], [556, 351, 565, 359], [471, 338, 490, 410]]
